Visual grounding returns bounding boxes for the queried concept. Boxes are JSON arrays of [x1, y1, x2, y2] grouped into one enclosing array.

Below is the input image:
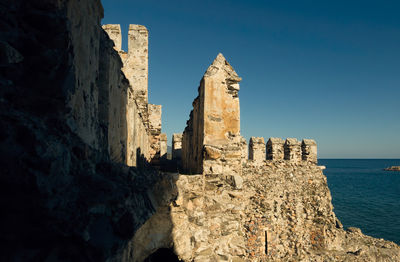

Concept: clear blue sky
[[101, 0, 400, 158]]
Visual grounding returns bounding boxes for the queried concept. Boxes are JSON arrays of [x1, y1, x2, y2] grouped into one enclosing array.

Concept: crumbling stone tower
[[182, 54, 242, 176]]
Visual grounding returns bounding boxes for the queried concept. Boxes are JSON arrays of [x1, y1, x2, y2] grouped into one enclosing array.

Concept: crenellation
[[249, 137, 266, 163], [266, 137, 284, 160], [284, 138, 302, 162], [302, 139, 317, 164], [103, 24, 161, 166]]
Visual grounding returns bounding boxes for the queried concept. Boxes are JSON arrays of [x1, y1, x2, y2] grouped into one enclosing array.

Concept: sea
[[318, 159, 400, 245]]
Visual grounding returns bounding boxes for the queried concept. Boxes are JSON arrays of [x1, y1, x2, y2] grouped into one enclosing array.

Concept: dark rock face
[[0, 0, 162, 260]]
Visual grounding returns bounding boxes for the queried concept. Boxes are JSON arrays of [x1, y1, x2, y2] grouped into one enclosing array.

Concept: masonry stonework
[[267, 137, 285, 160], [249, 137, 266, 163], [160, 133, 167, 159], [302, 139, 318, 164], [4, 2, 400, 261], [125, 25, 149, 112], [182, 54, 242, 177], [103, 24, 163, 166], [102, 24, 122, 51], [172, 133, 183, 161], [148, 104, 162, 161], [284, 138, 302, 162]]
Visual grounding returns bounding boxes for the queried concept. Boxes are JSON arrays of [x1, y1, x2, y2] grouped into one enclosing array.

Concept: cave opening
[[144, 248, 181, 262]]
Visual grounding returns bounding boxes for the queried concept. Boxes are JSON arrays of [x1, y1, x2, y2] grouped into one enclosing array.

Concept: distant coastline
[[384, 166, 400, 171]]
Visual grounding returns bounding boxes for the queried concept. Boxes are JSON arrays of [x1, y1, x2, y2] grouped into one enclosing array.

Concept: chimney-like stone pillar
[[160, 133, 167, 159], [284, 138, 302, 162], [249, 137, 266, 162], [172, 133, 183, 161], [182, 53, 242, 175], [266, 138, 284, 160], [302, 139, 317, 164], [102, 24, 122, 51]]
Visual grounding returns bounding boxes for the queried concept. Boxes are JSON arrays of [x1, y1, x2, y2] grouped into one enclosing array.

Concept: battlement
[[246, 137, 317, 164], [266, 137, 285, 160], [102, 24, 148, 54], [103, 24, 149, 106], [249, 137, 266, 162]]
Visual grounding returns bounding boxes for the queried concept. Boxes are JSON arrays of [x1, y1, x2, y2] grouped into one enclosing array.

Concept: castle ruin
[[2, 1, 400, 261], [180, 54, 318, 175], [103, 24, 166, 166], [182, 54, 243, 177]]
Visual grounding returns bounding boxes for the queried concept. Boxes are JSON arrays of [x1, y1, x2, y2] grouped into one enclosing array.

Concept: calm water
[[318, 159, 400, 245]]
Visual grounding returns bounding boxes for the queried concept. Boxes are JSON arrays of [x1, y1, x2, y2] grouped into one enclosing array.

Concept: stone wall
[[182, 54, 242, 176], [240, 136, 248, 162], [249, 137, 266, 163], [284, 138, 302, 162], [246, 136, 317, 164], [102, 24, 122, 51], [148, 104, 162, 161], [129, 164, 400, 261], [302, 139, 318, 164], [65, 0, 105, 151], [266, 137, 285, 160], [160, 133, 167, 159], [125, 25, 149, 113], [181, 95, 203, 173], [0, 1, 166, 260], [98, 30, 129, 163], [103, 24, 163, 166], [172, 133, 183, 161]]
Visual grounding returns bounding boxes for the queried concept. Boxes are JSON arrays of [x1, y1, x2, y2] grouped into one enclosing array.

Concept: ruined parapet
[[102, 24, 122, 51], [159, 133, 167, 159], [249, 137, 266, 162], [266, 137, 284, 160], [103, 24, 156, 167], [182, 53, 242, 176], [284, 138, 302, 162], [172, 133, 183, 161], [302, 139, 317, 164]]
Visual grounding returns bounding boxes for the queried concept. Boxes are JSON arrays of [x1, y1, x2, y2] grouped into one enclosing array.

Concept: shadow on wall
[[0, 0, 179, 261]]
